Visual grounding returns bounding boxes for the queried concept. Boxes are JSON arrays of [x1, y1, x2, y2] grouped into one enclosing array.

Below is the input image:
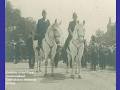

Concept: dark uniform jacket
[[64, 21, 77, 48], [89, 42, 98, 64], [62, 20, 77, 63], [26, 37, 35, 58], [68, 21, 77, 38], [36, 18, 50, 48], [36, 18, 50, 40]]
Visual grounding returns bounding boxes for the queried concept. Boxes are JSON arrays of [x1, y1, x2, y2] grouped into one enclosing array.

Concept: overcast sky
[[8, 0, 116, 42]]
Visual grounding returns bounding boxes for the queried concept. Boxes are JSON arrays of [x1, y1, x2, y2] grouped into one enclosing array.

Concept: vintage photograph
[[5, 0, 116, 90]]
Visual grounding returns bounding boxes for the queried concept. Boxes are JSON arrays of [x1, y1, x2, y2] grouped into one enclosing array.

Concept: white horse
[[66, 22, 85, 79], [41, 20, 61, 76]]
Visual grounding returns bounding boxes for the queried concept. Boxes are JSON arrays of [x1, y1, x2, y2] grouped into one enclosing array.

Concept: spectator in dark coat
[[89, 36, 98, 71], [26, 32, 35, 69], [112, 47, 116, 68], [62, 12, 78, 65], [110, 46, 116, 68], [10, 40, 16, 62], [81, 40, 88, 68], [99, 44, 107, 70]]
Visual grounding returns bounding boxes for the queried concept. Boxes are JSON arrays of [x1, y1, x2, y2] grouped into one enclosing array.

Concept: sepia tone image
[[5, 0, 116, 90]]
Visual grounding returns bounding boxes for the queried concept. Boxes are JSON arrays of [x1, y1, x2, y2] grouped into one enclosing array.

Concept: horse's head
[[52, 19, 62, 30]]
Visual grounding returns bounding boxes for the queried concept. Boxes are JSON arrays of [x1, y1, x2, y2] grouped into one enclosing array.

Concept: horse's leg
[[70, 49, 77, 79], [37, 50, 40, 72], [44, 52, 49, 76], [78, 44, 84, 79], [70, 54, 76, 79], [44, 51, 49, 76], [44, 57, 48, 77], [51, 44, 57, 76], [77, 56, 81, 79], [38, 49, 42, 72], [75, 55, 78, 74], [66, 52, 71, 73], [75, 48, 80, 74], [38, 57, 41, 72], [51, 59, 55, 76], [37, 52, 39, 72], [34, 49, 38, 72], [36, 57, 38, 72], [43, 41, 50, 76], [68, 44, 77, 79]]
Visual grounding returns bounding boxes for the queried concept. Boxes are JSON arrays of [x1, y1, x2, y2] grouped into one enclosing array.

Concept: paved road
[[6, 63, 116, 90]]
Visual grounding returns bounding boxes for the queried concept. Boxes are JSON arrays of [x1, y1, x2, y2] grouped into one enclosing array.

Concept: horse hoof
[[78, 75, 82, 79], [70, 75, 75, 79]]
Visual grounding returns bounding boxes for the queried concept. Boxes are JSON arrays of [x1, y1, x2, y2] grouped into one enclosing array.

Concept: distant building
[[104, 17, 116, 46], [107, 18, 116, 34]]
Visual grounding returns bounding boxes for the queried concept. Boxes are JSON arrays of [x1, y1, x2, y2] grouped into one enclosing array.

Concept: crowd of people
[[81, 36, 116, 70], [6, 39, 27, 63]]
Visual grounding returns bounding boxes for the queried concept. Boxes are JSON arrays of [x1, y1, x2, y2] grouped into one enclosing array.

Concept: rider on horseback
[[64, 12, 78, 49], [36, 10, 50, 49], [62, 12, 78, 64]]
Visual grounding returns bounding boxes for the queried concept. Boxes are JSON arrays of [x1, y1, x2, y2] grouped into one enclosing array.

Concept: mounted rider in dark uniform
[[36, 10, 50, 49], [64, 12, 78, 49], [62, 12, 78, 65]]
